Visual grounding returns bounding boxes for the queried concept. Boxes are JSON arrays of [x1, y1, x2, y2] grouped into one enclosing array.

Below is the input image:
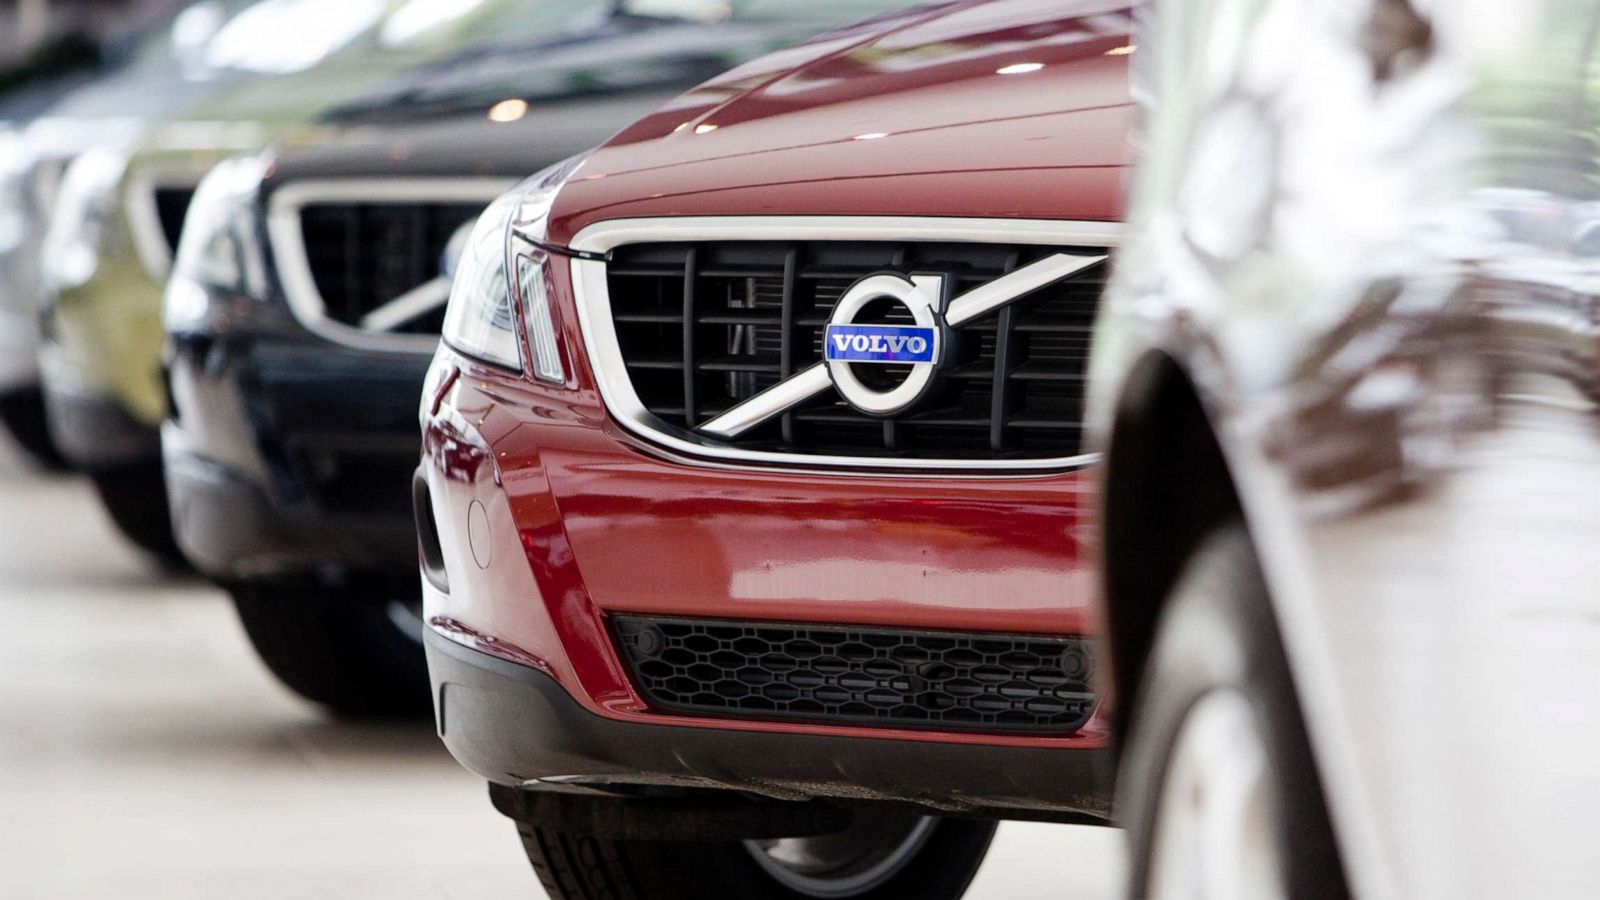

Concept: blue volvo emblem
[[823, 324, 938, 365]]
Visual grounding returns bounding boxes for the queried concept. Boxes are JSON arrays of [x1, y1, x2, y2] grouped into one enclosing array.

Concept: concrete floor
[[0, 440, 1123, 899]]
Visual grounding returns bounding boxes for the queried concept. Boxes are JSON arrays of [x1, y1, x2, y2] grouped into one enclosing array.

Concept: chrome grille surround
[[124, 169, 198, 281], [569, 217, 1120, 472], [266, 178, 514, 353]]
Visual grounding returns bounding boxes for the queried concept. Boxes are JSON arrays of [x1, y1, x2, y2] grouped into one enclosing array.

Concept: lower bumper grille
[[612, 615, 1096, 735]]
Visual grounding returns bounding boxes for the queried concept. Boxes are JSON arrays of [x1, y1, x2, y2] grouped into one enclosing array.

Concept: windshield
[[623, 0, 934, 23], [202, 0, 390, 74], [379, 0, 613, 47]]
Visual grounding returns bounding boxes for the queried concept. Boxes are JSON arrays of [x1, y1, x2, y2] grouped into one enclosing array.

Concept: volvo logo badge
[[823, 326, 936, 364], [822, 273, 944, 416]]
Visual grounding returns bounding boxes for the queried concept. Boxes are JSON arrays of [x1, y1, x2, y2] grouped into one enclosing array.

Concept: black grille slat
[[779, 247, 802, 444], [1009, 417, 1083, 430], [613, 615, 1097, 735], [298, 200, 486, 336], [943, 363, 997, 381], [606, 241, 1107, 462], [698, 313, 784, 326], [625, 353, 684, 371], [406, 204, 427, 308], [696, 355, 783, 373], [152, 187, 197, 254], [881, 246, 911, 452], [681, 248, 699, 426], [989, 250, 1023, 453], [342, 206, 362, 325], [1009, 362, 1087, 383]]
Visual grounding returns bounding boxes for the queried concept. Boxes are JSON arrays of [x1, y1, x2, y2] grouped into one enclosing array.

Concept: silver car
[[1094, 0, 1600, 896]]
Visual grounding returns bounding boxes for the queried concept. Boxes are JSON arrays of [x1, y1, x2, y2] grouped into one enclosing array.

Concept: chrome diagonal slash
[[699, 364, 834, 439], [697, 252, 1108, 439]]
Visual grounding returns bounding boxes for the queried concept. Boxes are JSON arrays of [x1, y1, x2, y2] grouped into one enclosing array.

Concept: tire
[[229, 578, 432, 719], [1120, 525, 1348, 900], [516, 814, 997, 900], [0, 387, 70, 471], [89, 461, 188, 568]]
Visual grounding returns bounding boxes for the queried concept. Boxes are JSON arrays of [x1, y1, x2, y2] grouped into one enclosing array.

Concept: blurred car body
[[1093, 0, 1600, 897], [0, 0, 248, 469], [34, 0, 579, 560], [0, 125, 68, 467], [417, 1, 1130, 895], [0, 58, 99, 130], [161, 0, 936, 717]]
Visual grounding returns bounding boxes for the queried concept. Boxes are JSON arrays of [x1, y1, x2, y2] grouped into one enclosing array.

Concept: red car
[[416, 2, 1131, 896]]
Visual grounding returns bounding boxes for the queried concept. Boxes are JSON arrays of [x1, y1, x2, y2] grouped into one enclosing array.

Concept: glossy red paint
[[424, 348, 1108, 749], [420, 0, 1131, 750], [548, 0, 1132, 243]]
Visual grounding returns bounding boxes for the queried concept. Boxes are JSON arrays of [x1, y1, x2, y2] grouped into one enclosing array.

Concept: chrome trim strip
[[945, 252, 1109, 327], [568, 216, 1120, 473], [700, 363, 834, 439], [124, 170, 196, 282], [266, 178, 513, 353], [359, 278, 452, 331], [568, 216, 1122, 254]]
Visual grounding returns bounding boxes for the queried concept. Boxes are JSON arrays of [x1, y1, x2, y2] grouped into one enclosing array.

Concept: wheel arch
[[1099, 348, 1242, 750]]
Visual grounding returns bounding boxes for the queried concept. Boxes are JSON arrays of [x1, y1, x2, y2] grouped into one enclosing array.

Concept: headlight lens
[[441, 189, 522, 369], [518, 251, 564, 383], [42, 146, 128, 293], [0, 132, 28, 256], [162, 154, 270, 332], [441, 154, 585, 381]]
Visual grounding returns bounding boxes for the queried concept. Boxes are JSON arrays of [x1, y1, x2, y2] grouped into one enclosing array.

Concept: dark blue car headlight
[[41, 146, 130, 294], [162, 154, 270, 334]]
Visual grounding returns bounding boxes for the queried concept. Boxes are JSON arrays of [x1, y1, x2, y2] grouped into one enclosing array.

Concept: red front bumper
[[419, 340, 1107, 751]]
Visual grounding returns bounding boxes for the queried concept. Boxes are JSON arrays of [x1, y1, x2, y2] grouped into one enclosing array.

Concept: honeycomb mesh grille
[[612, 615, 1097, 735]]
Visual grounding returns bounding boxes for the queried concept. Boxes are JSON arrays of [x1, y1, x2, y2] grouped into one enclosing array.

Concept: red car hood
[[548, 0, 1133, 244]]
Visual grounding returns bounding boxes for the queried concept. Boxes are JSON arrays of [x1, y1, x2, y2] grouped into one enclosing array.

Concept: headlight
[[441, 189, 522, 369], [441, 154, 585, 381], [42, 146, 129, 293], [0, 131, 29, 256], [162, 154, 270, 333]]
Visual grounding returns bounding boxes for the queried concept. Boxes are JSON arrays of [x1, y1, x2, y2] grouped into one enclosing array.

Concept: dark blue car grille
[[299, 202, 484, 335]]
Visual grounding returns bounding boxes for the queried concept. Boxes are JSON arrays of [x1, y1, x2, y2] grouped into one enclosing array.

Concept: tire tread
[[229, 580, 430, 718], [514, 817, 994, 900], [1121, 524, 1349, 899]]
